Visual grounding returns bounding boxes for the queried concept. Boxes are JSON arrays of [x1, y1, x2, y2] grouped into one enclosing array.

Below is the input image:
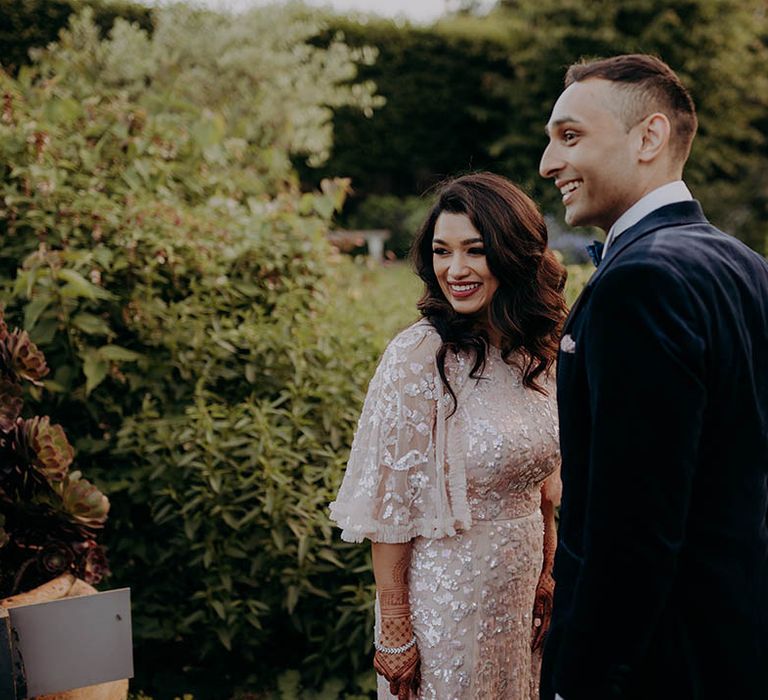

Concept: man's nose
[[539, 141, 562, 179]]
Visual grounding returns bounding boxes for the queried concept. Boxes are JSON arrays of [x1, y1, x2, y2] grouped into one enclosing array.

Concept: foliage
[[563, 263, 594, 308], [485, 0, 768, 253], [302, 3, 768, 254], [0, 0, 153, 74], [0, 307, 110, 598], [344, 195, 433, 258], [301, 17, 514, 199], [0, 5, 383, 695]]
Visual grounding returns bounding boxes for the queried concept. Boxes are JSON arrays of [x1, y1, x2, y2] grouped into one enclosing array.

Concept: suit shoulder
[[592, 256, 697, 316]]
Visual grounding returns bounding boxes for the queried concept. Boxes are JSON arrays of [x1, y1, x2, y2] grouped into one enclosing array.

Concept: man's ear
[[637, 113, 671, 163]]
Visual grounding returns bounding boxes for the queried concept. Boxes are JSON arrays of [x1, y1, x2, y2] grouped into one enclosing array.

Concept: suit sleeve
[[553, 260, 706, 698]]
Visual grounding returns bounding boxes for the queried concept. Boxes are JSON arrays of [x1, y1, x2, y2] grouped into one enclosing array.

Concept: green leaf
[[43, 97, 81, 125], [28, 318, 58, 346], [312, 195, 335, 221], [82, 349, 109, 395], [208, 473, 222, 494], [215, 626, 232, 650], [211, 600, 226, 620], [221, 511, 239, 530], [73, 313, 112, 336], [98, 345, 142, 362], [297, 534, 309, 566], [24, 296, 51, 330], [58, 269, 112, 300], [286, 585, 299, 614]]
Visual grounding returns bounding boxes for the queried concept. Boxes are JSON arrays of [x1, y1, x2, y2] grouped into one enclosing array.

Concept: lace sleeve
[[329, 321, 470, 543]]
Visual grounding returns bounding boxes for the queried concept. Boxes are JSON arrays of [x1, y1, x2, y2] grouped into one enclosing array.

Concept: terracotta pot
[[1, 574, 129, 700]]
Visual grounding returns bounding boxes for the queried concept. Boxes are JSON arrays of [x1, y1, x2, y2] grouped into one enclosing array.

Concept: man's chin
[[564, 206, 594, 229], [564, 207, 581, 227]]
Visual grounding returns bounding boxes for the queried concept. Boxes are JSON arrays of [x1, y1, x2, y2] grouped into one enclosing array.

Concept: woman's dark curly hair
[[412, 172, 568, 410]]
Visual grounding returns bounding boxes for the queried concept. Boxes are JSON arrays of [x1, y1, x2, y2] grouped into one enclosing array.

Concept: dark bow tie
[[586, 240, 605, 268]]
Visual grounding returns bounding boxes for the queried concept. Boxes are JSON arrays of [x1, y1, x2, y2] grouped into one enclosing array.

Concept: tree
[[493, 0, 768, 251], [300, 18, 515, 202]]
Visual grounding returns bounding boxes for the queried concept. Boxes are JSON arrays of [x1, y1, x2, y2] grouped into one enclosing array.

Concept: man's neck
[[602, 181, 693, 255]]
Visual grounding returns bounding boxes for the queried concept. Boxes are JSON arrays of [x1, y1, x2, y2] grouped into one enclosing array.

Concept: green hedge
[[300, 17, 515, 200], [0, 0, 153, 73], [0, 7, 384, 696]]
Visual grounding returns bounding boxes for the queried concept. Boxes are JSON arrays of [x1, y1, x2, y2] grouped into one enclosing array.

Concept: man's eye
[[563, 131, 578, 142]]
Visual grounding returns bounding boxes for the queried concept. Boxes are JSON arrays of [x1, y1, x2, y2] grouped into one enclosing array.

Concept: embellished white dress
[[330, 320, 560, 700]]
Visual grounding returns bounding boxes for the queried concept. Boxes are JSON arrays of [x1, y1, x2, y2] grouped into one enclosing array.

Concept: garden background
[[0, 0, 766, 698]]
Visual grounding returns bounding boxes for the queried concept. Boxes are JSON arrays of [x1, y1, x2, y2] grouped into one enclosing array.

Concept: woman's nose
[[448, 254, 469, 277]]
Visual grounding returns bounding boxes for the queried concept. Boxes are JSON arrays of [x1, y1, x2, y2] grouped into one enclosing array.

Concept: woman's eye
[[432, 248, 448, 255], [563, 131, 578, 143], [468, 248, 486, 255]]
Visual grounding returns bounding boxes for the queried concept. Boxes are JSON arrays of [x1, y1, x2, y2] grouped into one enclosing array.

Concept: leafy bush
[[0, 6, 384, 695]]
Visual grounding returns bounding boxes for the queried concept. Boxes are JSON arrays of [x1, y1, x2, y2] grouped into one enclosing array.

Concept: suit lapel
[[562, 201, 708, 334]]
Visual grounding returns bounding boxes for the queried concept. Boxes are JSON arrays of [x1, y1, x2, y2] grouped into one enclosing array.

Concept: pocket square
[[560, 334, 576, 353]]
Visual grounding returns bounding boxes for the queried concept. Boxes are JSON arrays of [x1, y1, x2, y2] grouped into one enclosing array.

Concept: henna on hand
[[531, 571, 555, 652], [374, 643, 420, 699]]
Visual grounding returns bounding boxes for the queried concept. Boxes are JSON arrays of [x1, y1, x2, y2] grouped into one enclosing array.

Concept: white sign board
[[7, 588, 133, 697]]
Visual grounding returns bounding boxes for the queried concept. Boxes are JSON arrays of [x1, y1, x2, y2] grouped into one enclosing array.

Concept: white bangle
[[374, 635, 417, 654]]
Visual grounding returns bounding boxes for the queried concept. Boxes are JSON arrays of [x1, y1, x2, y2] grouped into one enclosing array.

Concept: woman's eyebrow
[[432, 237, 484, 246]]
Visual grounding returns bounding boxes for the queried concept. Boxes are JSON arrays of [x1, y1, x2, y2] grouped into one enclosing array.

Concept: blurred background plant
[[0, 307, 110, 598]]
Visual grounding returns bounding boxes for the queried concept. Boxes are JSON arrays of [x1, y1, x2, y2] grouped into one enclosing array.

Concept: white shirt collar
[[602, 181, 692, 257]]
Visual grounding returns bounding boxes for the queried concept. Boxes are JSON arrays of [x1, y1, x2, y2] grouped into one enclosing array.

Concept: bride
[[330, 172, 567, 699]]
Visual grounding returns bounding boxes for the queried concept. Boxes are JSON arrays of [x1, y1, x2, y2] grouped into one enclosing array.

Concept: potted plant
[[0, 308, 126, 700]]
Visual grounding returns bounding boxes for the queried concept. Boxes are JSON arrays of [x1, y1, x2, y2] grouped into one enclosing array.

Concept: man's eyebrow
[[433, 237, 484, 246], [544, 116, 581, 136]]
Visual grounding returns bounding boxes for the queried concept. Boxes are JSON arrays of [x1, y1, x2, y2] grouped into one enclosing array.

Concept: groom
[[538, 54, 768, 700]]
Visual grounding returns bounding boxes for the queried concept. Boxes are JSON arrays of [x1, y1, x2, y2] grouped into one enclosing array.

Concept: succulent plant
[[74, 540, 111, 585], [0, 378, 23, 432], [0, 308, 110, 597], [0, 328, 49, 385], [15, 416, 75, 483], [39, 540, 76, 576], [60, 472, 110, 529]]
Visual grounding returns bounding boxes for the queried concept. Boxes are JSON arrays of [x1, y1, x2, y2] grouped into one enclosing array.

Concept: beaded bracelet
[[374, 636, 417, 655]]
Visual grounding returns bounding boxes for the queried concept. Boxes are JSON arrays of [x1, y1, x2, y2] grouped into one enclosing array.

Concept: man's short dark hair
[[565, 54, 698, 163]]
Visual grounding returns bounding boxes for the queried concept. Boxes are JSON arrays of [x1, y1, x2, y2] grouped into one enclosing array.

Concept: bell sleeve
[[329, 321, 470, 543]]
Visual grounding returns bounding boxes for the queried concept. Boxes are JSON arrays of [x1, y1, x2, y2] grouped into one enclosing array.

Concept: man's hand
[[532, 570, 555, 651]]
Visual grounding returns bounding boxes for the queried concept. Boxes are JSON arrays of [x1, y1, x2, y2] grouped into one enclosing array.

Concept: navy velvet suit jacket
[[543, 201, 768, 700]]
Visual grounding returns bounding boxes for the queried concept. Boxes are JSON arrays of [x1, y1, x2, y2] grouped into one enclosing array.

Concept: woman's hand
[[531, 569, 555, 651], [371, 543, 418, 697], [374, 642, 421, 699]]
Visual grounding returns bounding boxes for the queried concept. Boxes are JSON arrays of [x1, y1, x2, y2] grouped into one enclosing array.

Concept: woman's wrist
[[374, 635, 417, 654], [378, 583, 410, 612], [378, 583, 414, 647]]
